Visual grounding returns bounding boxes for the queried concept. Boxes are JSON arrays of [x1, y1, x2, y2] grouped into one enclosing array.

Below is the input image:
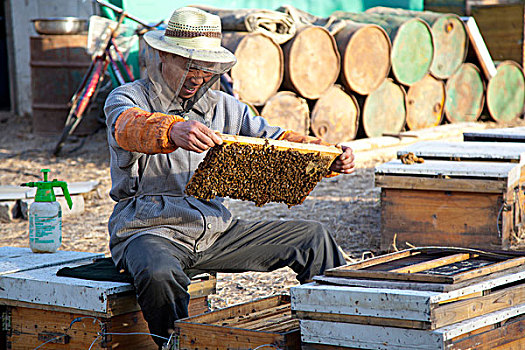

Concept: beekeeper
[[104, 6, 355, 348]]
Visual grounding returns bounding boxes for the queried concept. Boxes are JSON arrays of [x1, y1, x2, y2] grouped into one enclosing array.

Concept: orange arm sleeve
[[278, 130, 339, 177], [114, 107, 185, 154]]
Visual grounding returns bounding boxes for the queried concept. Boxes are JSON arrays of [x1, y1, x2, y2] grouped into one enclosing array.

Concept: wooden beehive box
[[173, 294, 300, 350], [292, 247, 525, 349], [185, 134, 342, 207], [464, 126, 525, 143], [0, 247, 216, 349], [375, 157, 523, 251]]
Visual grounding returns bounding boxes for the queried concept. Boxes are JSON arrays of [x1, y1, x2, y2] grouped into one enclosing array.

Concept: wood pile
[[292, 247, 525, 349], [202, 4, 524, 143]]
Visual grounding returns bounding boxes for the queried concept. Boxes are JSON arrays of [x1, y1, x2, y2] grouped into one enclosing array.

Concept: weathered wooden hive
[[185, 134, 342, 207], [293, 247, 525, 350]]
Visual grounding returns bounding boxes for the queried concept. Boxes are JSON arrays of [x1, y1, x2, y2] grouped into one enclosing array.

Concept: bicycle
[[53, 0, 153, 156]]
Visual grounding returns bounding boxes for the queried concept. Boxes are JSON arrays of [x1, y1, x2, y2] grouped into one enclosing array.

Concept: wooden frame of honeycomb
[[185, 134, 342, 207]]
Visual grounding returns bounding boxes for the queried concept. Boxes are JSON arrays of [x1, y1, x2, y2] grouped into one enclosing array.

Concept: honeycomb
[[185, 141, 334, 207]]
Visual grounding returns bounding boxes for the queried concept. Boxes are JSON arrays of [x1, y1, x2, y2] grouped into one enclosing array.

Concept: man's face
[[159, 51, 214, 99]]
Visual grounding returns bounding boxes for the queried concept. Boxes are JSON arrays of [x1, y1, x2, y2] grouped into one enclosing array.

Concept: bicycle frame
[[53, 3, 150, 156]]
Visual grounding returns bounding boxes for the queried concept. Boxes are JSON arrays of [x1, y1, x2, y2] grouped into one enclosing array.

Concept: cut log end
[[260, 91, 310, 135], [336, 23, 391, 95], [222, 32, 283, 106], [406, 75, 445, 131], [282, 26, 340, 99], [311, 85, 359, 144]]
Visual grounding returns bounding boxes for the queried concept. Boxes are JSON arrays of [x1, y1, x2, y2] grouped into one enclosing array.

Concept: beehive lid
[[464, 126, 525, 142], [186, 134, 342, 207], [375, 159, 521, 192], [397, 141, 525, 163], [0, 246, 103, 275]]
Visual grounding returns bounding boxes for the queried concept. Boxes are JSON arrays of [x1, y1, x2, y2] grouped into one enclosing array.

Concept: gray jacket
[[104, 79, 284, 265]]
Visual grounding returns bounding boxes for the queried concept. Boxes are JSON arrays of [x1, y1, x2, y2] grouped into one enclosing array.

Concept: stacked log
[[331, 11, 434, 87], [281, 25, 340, 100], [334, 21, 391, 95], [361, 79, 406, 138], [406, 74, 445, 130], [260, 91, 310, 135], [444, 63, 485, 123], [202, 5, 524, 144], [366, 7, 468, 79], [221, 32, 283, 106], [310, 85, 359, 143], [486, 61, 525, 123]]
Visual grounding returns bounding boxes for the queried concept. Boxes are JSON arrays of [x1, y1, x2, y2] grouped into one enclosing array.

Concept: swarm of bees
[[185, 141, 334, 207]]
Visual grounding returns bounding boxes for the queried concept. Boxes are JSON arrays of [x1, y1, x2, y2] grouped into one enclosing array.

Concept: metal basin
[[32, 17, 88, 35]]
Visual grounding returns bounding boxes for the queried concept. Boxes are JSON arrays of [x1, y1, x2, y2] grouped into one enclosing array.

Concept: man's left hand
[[330, 146, 355, 174]]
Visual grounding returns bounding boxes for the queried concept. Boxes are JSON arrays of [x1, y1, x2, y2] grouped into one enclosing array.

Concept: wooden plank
[[299, 304, 525, 350], [389, 254, 473, 274], [431, 283, 525, 329], [464, 127, 525, 142], [375, 174, 507, 193], [212, 304, 290, 327], [315, 268, 525, 293], [295, 311, 430, 330], [7, 306, 158, 350], [220, 133, 342, 158], [396, 141, 525, 163], [452, 256, 525, 283], [332, 249, 417, 271], [175, 322, 299, 350], [313, 275, 453, 292], [188, 294, 288, 324], [461, 16, 497, 79]]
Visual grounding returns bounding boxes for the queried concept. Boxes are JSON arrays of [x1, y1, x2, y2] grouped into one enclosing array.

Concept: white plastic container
[[28, 201, 62, 253]]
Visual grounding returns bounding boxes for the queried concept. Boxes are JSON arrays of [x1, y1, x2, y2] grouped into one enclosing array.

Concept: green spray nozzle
[[21, 169, 73, 209]]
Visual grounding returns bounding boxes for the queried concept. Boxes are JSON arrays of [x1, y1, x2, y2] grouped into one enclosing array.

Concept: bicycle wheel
[[53, 58, 108, 156]]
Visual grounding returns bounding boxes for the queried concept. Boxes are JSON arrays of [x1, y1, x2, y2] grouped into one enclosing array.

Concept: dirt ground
[[1, 111, 523, 309]]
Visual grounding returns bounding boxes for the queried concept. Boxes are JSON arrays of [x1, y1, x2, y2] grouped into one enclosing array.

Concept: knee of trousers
[[134, 263, 191, 296]]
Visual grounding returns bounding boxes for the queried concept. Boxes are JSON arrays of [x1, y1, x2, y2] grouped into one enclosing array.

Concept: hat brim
[[143, 30, 237, 65]]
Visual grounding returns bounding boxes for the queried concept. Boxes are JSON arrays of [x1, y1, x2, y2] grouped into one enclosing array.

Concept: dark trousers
[[120, 219, 345, 347]]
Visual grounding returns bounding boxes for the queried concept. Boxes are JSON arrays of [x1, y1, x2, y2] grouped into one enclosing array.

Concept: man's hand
[[330, 146, 355, 174], [170, 120, 222, 153]]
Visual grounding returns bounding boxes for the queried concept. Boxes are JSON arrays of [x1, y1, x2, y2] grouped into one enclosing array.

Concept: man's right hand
[[169, 120, 223, 153]]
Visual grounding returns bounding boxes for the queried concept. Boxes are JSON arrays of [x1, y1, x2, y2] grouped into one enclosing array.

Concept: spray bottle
[[21, 169, 72, 253]]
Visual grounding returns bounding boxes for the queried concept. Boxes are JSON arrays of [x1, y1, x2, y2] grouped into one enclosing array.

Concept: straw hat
[[143, 7, 236, 64]]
